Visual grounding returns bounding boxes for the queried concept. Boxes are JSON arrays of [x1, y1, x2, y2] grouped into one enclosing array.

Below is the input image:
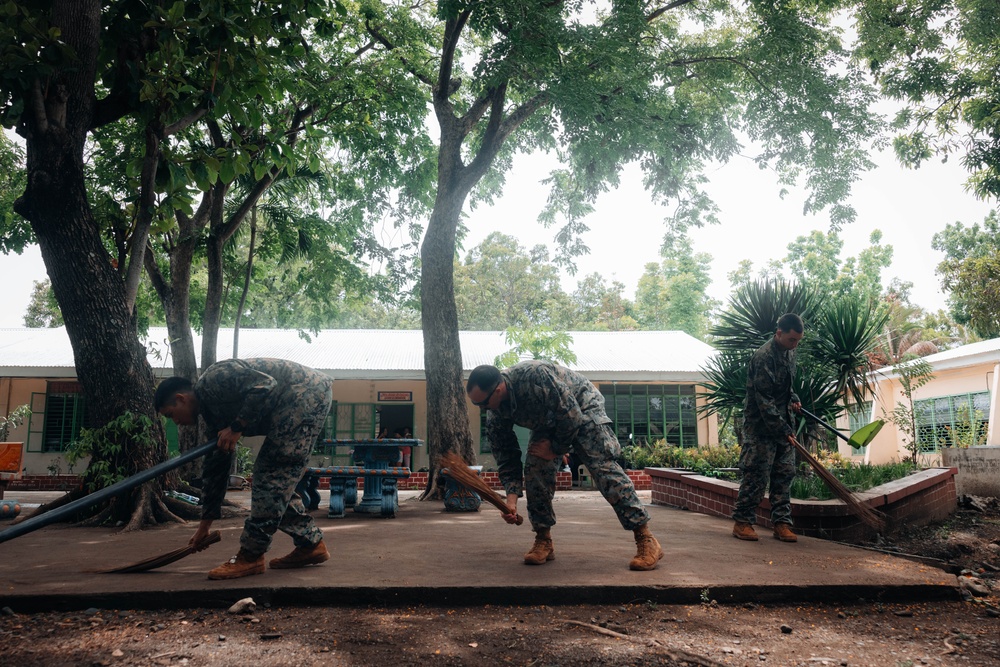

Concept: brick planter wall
[[9, 475, 82, 492], [647, 467, 957, 542], [313, 470, 576, 492], [314, 471, 652, 492], [7, 469, 655, 496]]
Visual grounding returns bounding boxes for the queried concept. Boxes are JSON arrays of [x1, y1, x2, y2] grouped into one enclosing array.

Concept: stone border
[[647, 466, 958, 541]]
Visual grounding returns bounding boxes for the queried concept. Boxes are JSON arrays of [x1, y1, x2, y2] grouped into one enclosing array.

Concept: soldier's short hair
[[466, 365, 501, 393], [154, 376, 194, 410], [777, 313, 804, 333]]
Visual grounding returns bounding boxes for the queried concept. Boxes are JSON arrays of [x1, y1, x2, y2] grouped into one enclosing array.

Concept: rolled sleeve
[[486, 413, 524, 497], [199, 447, 234, 520]]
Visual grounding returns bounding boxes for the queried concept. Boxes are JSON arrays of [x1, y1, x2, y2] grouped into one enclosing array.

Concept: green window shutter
[[599, 384, 699, 448], [164, 418, 180, 457], [26, 392, 46, 453], [913, 391, 990, 451]]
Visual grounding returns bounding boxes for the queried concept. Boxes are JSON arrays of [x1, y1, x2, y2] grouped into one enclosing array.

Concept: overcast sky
[[460, 145, 996, 316], [1, 142, 996, 328]]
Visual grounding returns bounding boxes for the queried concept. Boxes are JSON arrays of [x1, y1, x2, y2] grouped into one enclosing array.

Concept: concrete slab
[[0, 490, 959, 612]]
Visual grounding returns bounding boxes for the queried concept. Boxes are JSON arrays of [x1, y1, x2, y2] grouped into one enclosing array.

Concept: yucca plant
[[700, 278, 885, 447]]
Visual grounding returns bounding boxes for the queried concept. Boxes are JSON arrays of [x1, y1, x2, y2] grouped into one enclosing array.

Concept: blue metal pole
[[0, 440, 218, 544]]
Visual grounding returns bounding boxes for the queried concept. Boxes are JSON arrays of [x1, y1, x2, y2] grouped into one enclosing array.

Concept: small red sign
[[378, 391, 412, 402]]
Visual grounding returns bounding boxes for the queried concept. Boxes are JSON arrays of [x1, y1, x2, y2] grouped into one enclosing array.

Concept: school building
[[0, 327, 720, 476]]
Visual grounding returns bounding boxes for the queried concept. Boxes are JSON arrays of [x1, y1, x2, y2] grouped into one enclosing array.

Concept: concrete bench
[[298, 465, 411, 519]]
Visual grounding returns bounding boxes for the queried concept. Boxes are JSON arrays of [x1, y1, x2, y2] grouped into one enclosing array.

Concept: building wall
[[3, 374, 718, 475], [835, 360, 997, 466], [327, 378, 431, 470], [0, 376, 68, 476]]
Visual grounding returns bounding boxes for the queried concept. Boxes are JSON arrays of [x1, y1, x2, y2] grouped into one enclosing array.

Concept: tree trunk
[[233, 205, 258, 359], [144, 210, 202, 479], [12, 0, 171, 528], [201, 181, 229, 368], [419, 139, 478, 499]]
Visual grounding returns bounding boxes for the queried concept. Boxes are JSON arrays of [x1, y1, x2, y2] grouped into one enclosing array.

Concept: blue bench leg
[[328, 478, 348, 518], [296, 474, 320, 511], [345, 477, 358, 507], [380, 477, 398, 518]]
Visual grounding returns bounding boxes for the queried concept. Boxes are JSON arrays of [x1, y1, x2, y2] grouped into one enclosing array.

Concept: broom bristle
[[791, 440, 885, 532], [440, 453, 523, 524]]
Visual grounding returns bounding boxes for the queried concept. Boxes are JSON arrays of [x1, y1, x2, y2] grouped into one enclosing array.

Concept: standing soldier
[[732, 313, 804, 543], [466, 361, 663, 571], [155, 358, 333, 579]]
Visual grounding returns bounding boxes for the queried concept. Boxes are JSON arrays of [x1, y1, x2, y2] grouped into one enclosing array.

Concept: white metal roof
[[0, 327, 717, 381], [870, 335, 1000, 382]]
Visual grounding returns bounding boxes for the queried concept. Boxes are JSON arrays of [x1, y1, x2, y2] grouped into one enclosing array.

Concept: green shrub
[[791, 461, 917, 500], [65, 411, 159, 492], [620, 440, 740, 471]]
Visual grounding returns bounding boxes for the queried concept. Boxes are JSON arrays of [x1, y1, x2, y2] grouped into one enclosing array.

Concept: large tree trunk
[[13, 0, 176, 529], [419, 134, 478, 499], [144, 203, 204, 478]]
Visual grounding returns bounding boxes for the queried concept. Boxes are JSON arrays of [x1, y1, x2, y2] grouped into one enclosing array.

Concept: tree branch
[[438, 10, 472, 102], [366, 20, 435, 87], [647, 0, 697, 23], [124, 121, 162, 312], [164, 108, 208, 137]]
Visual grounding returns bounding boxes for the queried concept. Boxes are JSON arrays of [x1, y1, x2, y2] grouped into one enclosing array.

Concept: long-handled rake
[[440, 453, 524, 525], [795, 408, 886, 531]]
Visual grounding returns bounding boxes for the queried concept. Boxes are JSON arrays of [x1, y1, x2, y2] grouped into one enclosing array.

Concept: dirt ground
[[2, 498, 997, 667]]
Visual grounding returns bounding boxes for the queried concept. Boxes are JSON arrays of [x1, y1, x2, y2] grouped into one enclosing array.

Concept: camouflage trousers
[[732, 435, 796, 526], [524, 422, 650, 532], [240, 380, 333, 556]]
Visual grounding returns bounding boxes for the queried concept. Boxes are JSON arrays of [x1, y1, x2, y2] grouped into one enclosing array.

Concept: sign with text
[[378, 391, 412, 402]]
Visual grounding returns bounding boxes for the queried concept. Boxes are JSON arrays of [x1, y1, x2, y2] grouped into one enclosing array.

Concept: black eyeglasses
[[472, 382, 500, 408]]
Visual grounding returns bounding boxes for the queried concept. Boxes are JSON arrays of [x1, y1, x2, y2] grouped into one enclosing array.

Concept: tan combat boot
[[208, 549, 265, 580], [524, 529, 555, 565], [772, 523, 798, 543], [629, 524, 663, 571], [269, 540, 330, 569], [732, 521, 759, 541]]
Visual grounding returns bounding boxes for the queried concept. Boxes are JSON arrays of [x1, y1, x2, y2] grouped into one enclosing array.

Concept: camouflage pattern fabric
[[196, 358, 333, 556], [742, 338, 798, 441], [733, 338, 799, 525], [485, 360, 650, 532]]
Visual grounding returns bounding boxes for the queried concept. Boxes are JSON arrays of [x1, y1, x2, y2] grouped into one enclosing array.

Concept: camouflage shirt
[[194, 358, 327, 435], [195, 358, 332, 519], [743, 338, 800, 441], [484, 360, 610, 494]]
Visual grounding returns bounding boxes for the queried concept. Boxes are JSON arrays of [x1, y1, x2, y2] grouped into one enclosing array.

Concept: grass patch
[[621, 441, 918, 500], [790, 461, 917, 500]]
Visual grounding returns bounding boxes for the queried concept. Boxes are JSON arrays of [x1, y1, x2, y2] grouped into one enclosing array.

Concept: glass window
[[847, 401, 873, 454], [315, 402, 376, 454], [599, 384, 698, 447], [914, 391, 990, 451]]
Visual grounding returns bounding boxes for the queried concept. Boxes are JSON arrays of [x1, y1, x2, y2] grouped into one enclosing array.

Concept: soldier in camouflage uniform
[[466, 361, 663, 571], [155, 358, 333, 579], [732, 313, 804, 543]]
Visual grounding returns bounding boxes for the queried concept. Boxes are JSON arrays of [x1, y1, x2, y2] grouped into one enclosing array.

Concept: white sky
[[462, 146, 997, 316], [1, 144, 996, 328]]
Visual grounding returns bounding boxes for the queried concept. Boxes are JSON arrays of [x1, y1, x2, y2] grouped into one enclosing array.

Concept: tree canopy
[[931, 211, 1000, 338], [855, 0, 1000, 199]]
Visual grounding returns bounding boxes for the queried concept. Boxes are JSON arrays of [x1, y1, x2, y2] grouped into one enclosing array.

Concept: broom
[[440, 453, 524, 525], [789, 436, 885, 532], [94, 530, 222, 574]]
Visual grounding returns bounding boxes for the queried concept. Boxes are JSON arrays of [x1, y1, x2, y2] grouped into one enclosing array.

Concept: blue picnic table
[[303, 438, 423, 517]]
